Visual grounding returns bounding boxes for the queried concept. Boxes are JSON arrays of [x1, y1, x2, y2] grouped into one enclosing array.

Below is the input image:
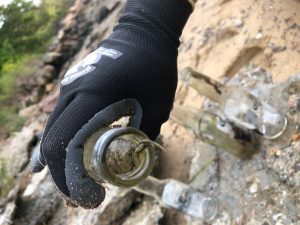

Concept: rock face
[[0, 127, 35, 175], [0, 0, 300, 225]]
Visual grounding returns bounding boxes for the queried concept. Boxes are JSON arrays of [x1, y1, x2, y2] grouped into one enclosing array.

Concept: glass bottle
[[182, 67, 287, 139], [133, 176, 218, 222], [171, 104, 259, 159], [83, 127, 158, 187], [83, 126, 218, 221]]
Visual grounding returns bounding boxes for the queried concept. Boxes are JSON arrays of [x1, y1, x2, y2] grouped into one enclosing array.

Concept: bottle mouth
[[93, 127, 156, 187]]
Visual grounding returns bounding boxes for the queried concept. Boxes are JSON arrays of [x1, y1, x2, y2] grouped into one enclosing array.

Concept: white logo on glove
[[61, 47, 123, 85]]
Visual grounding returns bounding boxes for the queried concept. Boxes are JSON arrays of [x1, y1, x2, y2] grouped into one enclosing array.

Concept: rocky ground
[[0, 0, 299, 224]]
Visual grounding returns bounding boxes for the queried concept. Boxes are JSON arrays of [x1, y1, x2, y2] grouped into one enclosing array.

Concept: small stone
[[267, 147, 282, 156], [36, 75, 48, 86], [45, 83, 55, 93], [43, 65, 56, 78], [272, 213, 286, 221], [96, 6, 110, 23], [291, 133, 300, 142], [288, 95, 297, 109], [288, 94, 300, 113], [19, 105, 41, 119], [43, 52, 63, 66], [58, 29, 65, 40], [275, 222, 284, 225], [234, 19, 244, 28], [271, 46, 287, 53], [294, 161, 300, 172], [256, 32, 263, 39], [39, 90, 59, 113], [249, 183, 258, 193]]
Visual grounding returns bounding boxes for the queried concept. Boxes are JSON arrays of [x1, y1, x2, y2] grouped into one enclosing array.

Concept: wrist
[[186, 0, 197, 9], [117, 0, 193, 47]]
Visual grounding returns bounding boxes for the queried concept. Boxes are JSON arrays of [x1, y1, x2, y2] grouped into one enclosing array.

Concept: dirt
[[179, 0, 300, 82]]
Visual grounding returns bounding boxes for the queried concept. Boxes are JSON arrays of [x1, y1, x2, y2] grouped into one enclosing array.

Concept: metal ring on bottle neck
[[94, 127, 156, 187]]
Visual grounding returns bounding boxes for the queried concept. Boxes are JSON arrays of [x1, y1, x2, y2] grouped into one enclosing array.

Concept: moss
[[0, 55, 37, 136], [0, 158, 15, 198]]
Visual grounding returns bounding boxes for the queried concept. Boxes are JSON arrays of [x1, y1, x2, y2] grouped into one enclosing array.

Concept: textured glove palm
[[37, 0, 192, 208]]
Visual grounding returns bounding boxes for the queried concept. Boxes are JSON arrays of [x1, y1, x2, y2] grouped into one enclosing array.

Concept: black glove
[[33, 0, 192, 208]]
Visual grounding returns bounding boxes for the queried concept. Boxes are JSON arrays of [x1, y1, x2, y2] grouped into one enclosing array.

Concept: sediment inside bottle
[[105, 134, 146, 176], [83, 127, 156, 187]]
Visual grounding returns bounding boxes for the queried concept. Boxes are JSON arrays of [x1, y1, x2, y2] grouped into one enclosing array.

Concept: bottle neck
[[183, 68, 226, 104], [132, 176, 166, 200], [83, 127, 157, 187]]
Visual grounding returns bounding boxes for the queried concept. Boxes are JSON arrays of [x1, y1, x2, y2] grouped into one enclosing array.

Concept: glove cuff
[[119, 0, 193, 47], [186, 0, 197, 9]]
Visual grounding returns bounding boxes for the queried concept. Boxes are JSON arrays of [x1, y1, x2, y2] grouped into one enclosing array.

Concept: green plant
[[0, 54, 39, 101], [0, 158, 15, 198], [0, 55, 36, 136], [0, 107, 25, 136], [0, 0, 72, 69], [188, 159, 213, 184], [0, 0, 71, 137]]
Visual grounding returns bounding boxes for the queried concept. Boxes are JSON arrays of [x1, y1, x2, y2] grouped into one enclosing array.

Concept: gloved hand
[[32, 0, 192, 208]]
